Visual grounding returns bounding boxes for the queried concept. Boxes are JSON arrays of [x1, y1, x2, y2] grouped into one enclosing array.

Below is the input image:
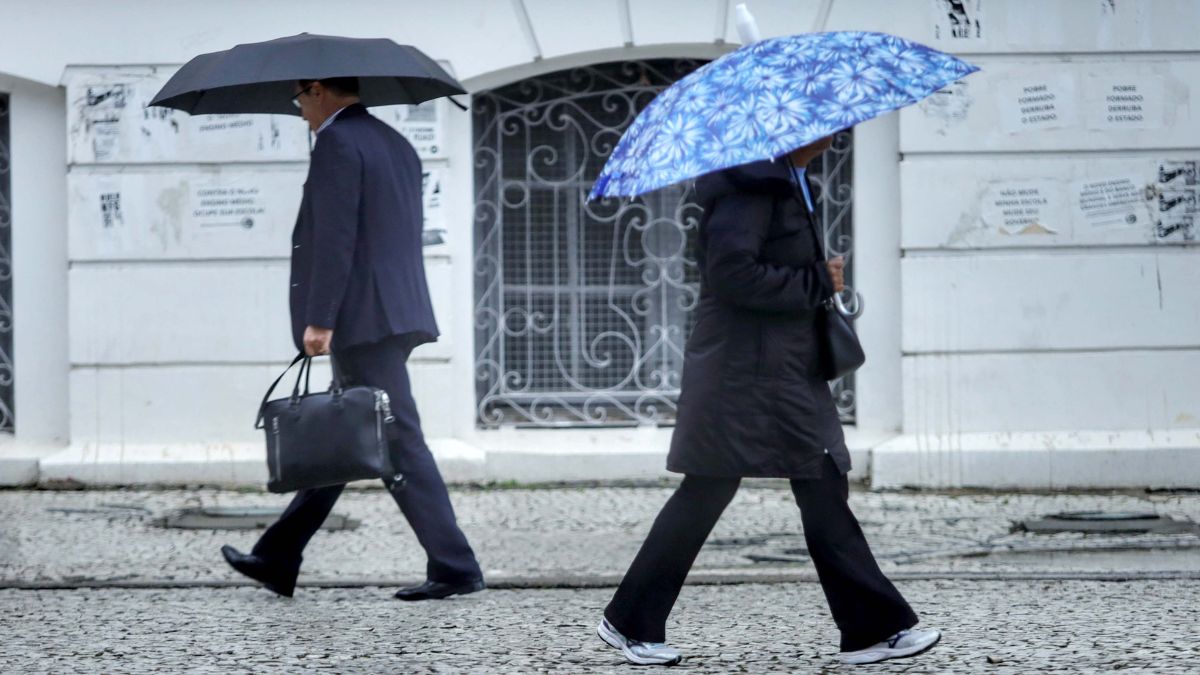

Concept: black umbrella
[[149, 33, 465, 115]]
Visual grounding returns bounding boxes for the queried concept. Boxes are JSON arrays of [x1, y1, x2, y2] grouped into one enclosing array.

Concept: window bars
[[473, 61, 855, 428]]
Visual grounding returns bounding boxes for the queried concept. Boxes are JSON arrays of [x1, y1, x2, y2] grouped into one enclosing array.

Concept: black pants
[[604, 457, 917, 652], [252, 335, 482, 584]]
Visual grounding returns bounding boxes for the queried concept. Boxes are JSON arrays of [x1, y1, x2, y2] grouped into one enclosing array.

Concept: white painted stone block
[[68, 168, 303, 261], [871, 429, 1200, 489], [407, 361, 458, 439], [70, 258, 458, 366], [900, 57, 1198, 153], [467, 426, 876, 483], [66, 359, 472, 448], [0, 439, 63, 486], [901, 155, 1197, 250], [64, 66, 453, 165], [901, 250, 1200, 352], [40, 442, 267, 486], [69, 262, 294, 365], [902, 350, 1200, 434], [37, 437, 487, 488], [69, 364, 302, 445]]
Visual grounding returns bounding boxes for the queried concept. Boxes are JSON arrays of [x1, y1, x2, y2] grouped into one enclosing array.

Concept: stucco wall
[[0, 0, 1196, 486]]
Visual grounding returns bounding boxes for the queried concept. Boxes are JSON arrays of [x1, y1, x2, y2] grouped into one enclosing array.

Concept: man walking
[[221, 77, 484, 601]]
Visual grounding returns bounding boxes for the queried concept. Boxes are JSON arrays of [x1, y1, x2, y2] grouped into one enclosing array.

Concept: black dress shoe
[[393, 577, 486, 601], [220, 545, 299, 598]]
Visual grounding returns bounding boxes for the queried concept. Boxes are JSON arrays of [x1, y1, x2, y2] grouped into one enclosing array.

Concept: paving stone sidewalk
[[2, 485, 1198, 585], [3, 580, 1198, 673]]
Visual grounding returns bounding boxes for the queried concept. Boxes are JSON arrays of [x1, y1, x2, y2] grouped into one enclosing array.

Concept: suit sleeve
[[702, 191, 834, 313], [304, 130, 363, 329]]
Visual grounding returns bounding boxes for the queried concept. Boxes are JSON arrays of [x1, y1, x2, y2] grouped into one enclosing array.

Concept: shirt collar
[[315, 105, 350, 135]]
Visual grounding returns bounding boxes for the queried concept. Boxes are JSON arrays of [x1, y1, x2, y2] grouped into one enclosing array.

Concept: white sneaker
[[597, 617, 683, 666], [839, 627, 941, 665]]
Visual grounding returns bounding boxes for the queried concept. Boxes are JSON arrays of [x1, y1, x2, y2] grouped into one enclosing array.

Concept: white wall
[[880, 3, 1200, 486], [3, 0, 1198, 486], [0, 74, 70, 445], [60, 64, 462, 455], [896, 52, 1200, 437]]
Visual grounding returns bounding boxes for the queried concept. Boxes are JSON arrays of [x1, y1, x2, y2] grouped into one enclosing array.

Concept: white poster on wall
[[69, 170, 304, 260], [1085, 76, 1165, 131], [980, 179, 1064, 235], [379, 100, 447, 160], [421, 168, 447, 250], [1072, 176, 1150, 229], [996, 73, 1079, 134]]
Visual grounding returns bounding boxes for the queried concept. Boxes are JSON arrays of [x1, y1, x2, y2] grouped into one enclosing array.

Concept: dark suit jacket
[[290, 104, 438, 352]]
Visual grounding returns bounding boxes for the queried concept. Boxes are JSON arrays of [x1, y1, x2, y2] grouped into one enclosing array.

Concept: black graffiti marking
[[1159, 191, 1196, 213], [1158, 161, 1197, 185], [1156, 217, 1195, 240], [99, 192, 123, 228], [941, 0, 981, 39], [86, 87, 127, 109]]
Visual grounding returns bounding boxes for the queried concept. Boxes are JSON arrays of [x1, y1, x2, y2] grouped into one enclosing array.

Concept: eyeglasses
[[291, 85, 314, 109]]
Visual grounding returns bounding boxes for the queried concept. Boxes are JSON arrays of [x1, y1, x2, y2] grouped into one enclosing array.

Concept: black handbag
[[815, 296, 866, 382], [255, 353, 404, 494], [788, 163, 866, 382]]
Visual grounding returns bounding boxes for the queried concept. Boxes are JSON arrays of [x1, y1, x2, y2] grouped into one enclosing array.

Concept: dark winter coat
[[666, 158, 851, 479], [290, 104, 438, 352]]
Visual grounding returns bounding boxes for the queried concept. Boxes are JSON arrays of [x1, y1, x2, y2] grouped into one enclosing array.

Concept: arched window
[[473, 60, 855, 427]]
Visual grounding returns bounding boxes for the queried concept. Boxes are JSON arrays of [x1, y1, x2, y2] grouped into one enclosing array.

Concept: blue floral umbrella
[[589, 31, 979, 200]]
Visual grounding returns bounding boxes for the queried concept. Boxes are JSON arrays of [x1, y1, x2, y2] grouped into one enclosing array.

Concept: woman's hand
[[826, 257, 846, 293]]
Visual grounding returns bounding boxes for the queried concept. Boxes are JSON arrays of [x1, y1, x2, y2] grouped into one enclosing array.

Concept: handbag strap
[[255, 352, 307, 429], [783, 155, 828, 262]]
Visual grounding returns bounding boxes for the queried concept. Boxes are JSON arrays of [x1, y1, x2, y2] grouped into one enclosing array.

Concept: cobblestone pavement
[[2, 486, 1199, 584], [3, 580, 1198, 673]]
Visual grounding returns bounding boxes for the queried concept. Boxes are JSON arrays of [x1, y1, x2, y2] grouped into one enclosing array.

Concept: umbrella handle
[[831, 288, 864, 319]]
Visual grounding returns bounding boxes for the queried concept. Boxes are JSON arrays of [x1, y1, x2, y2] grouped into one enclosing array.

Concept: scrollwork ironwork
[[473, 61, 855, 427]]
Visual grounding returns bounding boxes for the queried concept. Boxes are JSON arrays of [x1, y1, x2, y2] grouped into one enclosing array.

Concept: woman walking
[[596, 135, 941, 667]]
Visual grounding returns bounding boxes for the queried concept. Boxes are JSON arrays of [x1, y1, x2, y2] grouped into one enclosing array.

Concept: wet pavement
[[2, 485, 1199, 585], [2, 485, 1199, 672], [3, 581, 1198, 673]]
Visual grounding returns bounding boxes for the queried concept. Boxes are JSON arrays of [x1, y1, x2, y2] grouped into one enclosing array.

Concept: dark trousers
[[604, 457, 917, 652], [252, 335, 481, 584]]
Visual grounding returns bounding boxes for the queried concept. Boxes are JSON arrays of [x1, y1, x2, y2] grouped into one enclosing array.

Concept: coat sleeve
[[304, 129, 363, 329], [702, 191, 834, 313]]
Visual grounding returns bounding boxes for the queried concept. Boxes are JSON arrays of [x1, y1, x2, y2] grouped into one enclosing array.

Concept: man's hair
[[297, 77, 360, 97]]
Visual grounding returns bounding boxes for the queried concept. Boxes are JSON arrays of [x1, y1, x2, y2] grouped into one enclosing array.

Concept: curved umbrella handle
[[831, 288, 864, 319]]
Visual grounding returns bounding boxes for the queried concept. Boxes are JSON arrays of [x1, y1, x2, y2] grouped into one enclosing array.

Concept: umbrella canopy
[[149, 33, 465, 115], [590, 31, 979, 200]]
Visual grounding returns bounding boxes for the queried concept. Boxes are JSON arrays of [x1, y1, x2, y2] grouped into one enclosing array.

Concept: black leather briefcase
[[255, 353, 403, 494]]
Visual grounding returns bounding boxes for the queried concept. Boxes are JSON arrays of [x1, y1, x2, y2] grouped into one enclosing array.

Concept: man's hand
[[826, 257, 846, 294], [303, 325, 334, 356]]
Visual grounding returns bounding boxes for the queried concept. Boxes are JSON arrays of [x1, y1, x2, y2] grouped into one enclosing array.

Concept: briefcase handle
[[255, 352, 309, 429], [255, 352, 357, 428]]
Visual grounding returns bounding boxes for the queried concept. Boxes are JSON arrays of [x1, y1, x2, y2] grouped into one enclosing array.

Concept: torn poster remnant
[[981, 180, 1062, 235]]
